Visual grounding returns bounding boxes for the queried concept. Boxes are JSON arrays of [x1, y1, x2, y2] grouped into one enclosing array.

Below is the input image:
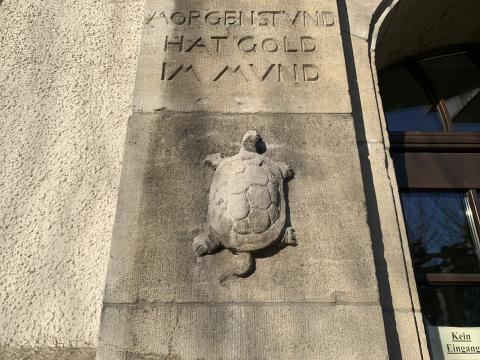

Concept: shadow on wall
[[336, 0, 403, 359]]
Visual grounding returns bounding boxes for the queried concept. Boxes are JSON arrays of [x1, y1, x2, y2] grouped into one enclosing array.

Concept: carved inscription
[[161, 63, 320, 83], [163, 35, 318, 53], [149, 10, 335, 27], [148, 9, 337, 84]]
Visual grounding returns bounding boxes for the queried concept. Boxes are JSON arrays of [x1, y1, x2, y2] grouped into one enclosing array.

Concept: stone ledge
[[98, 303, 387, 360], [0, 347, 96, 360]]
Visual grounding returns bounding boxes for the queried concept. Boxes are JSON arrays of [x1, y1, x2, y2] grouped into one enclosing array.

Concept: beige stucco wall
[[0, 0, 144, 351]]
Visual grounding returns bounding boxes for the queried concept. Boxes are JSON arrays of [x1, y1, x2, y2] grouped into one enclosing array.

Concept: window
[[401, 190, 480, 327], [419, 53, 480, 132], [380, 48, 480, 134], [401, 191, 480, 275], [379, 45, 480, 358], [380, 66, 443, 132]]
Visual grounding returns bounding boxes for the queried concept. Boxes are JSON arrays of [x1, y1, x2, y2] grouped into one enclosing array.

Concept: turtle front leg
[[281, 227, 297, 247], [193, 230, 220, 256], [203, 153, 223, 170]]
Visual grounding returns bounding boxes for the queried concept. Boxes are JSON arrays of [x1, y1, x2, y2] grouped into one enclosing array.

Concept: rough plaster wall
[[0, 0, 144, 348]]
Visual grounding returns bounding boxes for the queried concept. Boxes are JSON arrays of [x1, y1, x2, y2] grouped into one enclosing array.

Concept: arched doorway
[[373, 0, 480, 358]]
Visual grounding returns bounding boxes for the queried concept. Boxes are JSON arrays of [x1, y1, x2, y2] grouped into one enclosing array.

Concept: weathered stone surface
[[382, 310, 429, 360], [228, 177, 248, 194], [360, 143, 423, 311], [342, 0, 382, 40], [348, 35, 386, 144], [195, 130, 295, 280], [98, 304, 387, 360], [248, 208, 271, 234], [247, 185, 272, 210], [233, 218, 250, 235], [226, 193, 250, 221], [103, 112, 380, 304], [267, 203, 280, 223], [245, 165, 269, 186], [133, 0, 351, 113]]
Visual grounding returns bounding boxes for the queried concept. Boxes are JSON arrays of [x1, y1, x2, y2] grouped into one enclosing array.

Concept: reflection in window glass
[[466, 192, 480, 260], [420, 53, 480, 132], [379, 66, 443, 131], [419, 285, 480, 327], [401, 192, 480, 273]]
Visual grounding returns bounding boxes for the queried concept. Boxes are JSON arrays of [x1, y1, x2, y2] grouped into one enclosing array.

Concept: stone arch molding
[[369, 0, 398, 54], [366, 2, 429, 360], [370, 0, 480, 69]]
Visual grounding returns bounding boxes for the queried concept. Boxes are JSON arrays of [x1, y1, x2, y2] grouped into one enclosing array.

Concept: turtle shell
[[207, 150, 284, 249]]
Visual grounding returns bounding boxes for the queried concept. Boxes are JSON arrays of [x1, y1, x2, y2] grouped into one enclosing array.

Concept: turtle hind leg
[[219, 252, 254, 284], [193, 231, 220, 257], [281, 227, 297, 247]]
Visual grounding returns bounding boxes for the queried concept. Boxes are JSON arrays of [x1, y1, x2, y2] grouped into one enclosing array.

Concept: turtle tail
[[219, 252, 254, 284]]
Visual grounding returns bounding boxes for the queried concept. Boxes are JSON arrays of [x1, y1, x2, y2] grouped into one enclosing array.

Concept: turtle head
[[241, 130, 261, 153]]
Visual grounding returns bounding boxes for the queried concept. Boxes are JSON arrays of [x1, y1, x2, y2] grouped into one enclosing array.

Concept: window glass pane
[[419, 285, 480, 327], [379, 66, 443, 131], [419, 53, 480, 132], [400, 191, 480, 273]]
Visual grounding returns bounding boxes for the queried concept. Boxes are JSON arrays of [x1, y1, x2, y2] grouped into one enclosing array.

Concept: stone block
[[104, 112, 381, 305], [133, 0, 351, 113], [362, 143, 421, 311], [382, 310, 429, 360], [348, 35, 386, 145], [98, 304, 388, 360], [342, 0, 383, 40]]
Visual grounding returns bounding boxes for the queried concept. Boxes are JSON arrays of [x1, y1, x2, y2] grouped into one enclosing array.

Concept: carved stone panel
[[193, 131, 296, 283], [98, 113, 388, 359], [133, 0, 351, 113], [103, 113, 381, 305]]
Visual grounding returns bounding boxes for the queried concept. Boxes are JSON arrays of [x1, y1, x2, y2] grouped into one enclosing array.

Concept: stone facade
[[1, 0, 454, 358]]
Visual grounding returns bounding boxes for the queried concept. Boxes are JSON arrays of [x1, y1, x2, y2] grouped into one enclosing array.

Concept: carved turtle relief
[[193, 131, 296, 283]]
